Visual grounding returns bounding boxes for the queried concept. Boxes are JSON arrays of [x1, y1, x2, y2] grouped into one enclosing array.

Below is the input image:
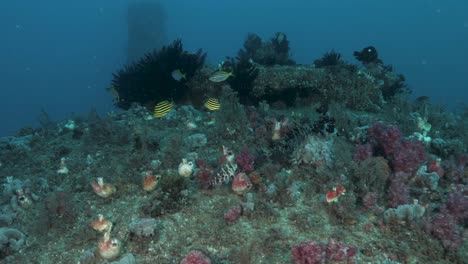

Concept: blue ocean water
[[0, 0, 467, 136]]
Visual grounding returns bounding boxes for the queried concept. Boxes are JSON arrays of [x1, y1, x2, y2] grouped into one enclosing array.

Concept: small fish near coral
[[171, 69, 186, 81], [107, 86, 120, 103], [276, 32, 285, 44], [153, 100, 174, 118], [203, 97, 221, 111], [152, 97, 220, 119], [208, 71, 234, 82]]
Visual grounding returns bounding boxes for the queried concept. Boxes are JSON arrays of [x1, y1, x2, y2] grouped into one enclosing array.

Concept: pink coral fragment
[[180, 250, 211, 264], [223, 205, 242, 225]]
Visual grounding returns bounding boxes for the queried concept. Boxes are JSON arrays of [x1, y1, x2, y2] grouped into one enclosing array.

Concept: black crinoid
[[241, 32, 295, 66], [111, 39, 206, 110], [353, 46, 382, 65], [314, 50, 343, 68], [219, 32, 296, 105], [221, 52, 259, 105], [382, 73, 409, 99], [269, 32, 295, 65]]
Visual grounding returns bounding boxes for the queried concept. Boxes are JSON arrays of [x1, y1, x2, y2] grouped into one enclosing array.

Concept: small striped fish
[[208, 71, 233, 82], [204, 98, 221, 111], [153, 100, 174, 118], [108, 86, 120, 102]]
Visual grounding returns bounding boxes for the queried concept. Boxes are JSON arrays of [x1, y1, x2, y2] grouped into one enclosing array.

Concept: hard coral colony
[[0, 31, 466, 264]]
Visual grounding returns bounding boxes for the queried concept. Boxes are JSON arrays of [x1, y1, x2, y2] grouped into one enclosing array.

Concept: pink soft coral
[[180, 250, 211, 264]]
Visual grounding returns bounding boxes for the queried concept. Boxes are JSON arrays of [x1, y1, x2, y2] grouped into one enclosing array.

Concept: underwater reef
[[0, 36, 467, 264]]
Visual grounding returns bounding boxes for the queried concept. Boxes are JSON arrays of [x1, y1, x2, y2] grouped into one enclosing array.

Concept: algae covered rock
[[0, 227, 25, 252], [128, 217, 162, 237]]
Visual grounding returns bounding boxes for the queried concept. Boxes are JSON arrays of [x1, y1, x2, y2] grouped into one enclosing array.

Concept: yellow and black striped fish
[[204, 98, 221, 111], [153, 100, 174, 118], [107, 86, 120, 102]]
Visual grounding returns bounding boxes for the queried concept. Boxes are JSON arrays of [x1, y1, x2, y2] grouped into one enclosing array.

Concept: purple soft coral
[[445, 186, 468, 224], [425, 211, 462, 252], [353, 143, 373, 162], [392, 139, 426, 173], [291, 240, 326, 264], [368, 123, 402, 156], [235, 147, 255, 172], [326, 239, 357, 262], [387, 172, 410, 208], [368, 123, 426, 174], [291, 240, 357, 264]]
